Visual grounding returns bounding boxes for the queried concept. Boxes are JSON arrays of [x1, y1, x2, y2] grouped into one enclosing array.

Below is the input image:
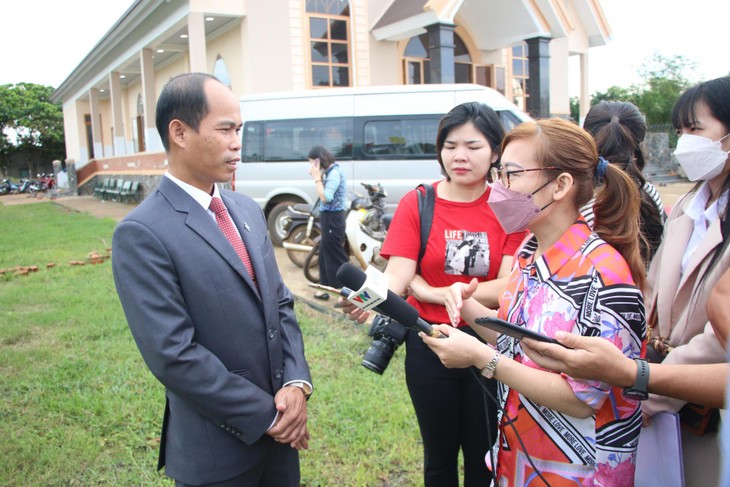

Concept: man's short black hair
[[155, 73, 220, 151]]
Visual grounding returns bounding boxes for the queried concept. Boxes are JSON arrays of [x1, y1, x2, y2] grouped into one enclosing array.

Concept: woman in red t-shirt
[[343, 102, 526, 486]]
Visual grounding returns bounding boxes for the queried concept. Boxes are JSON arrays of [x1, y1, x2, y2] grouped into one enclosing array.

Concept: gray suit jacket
[[112, 177, 311, 484]]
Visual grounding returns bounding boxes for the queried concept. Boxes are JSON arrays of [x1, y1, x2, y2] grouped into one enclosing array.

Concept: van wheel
[[267, 201, 297, 247]]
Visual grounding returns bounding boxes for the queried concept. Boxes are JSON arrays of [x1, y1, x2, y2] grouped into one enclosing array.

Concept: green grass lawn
[[0, 202, 422, 486]]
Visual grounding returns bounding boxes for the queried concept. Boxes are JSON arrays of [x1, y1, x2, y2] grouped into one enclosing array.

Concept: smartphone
[[474, 317, 572, 349]]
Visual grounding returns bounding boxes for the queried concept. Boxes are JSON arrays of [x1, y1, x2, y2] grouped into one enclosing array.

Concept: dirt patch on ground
[[0, 193, 50, 206]]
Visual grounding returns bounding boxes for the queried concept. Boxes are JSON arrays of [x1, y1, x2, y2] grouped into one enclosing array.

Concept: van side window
[[242, 122, 264, 162], [257, 118, 353, 161], [498, 110, 522, 131], [363, 118, 438, 157]]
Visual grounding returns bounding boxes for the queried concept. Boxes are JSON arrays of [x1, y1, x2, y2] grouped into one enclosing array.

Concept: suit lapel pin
[[243, 222, 251, 232]]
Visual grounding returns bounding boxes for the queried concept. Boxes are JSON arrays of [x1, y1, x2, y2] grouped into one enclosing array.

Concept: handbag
[[647, 299, 719, 436], [678, 403, 720, 436]]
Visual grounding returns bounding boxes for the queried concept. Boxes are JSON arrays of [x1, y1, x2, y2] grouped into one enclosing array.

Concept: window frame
[[241, 114, 446, 162], [511, 44, 530, 111], [306, 8, 352, 88]]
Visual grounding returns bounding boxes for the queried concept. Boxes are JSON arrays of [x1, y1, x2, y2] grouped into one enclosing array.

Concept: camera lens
[[362, 339, 395, 375]]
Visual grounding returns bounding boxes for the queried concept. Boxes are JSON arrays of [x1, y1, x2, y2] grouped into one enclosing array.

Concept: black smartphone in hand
[[474, 317, 572, 349]]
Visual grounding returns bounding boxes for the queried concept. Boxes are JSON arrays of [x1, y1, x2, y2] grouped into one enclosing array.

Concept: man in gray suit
[[112, 73, 312, 487]]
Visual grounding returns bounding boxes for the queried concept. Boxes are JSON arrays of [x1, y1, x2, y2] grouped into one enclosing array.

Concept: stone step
[[645, 169, 687, 185]]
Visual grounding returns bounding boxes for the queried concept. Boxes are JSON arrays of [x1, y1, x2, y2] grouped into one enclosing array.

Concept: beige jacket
[[643, 190, 729, 416]]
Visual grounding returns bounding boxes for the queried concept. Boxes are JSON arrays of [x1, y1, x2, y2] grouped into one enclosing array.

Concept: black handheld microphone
[[336, 263, 443, 338]]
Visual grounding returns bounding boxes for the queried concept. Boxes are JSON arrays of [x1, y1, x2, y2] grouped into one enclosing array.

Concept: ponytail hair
[[503, 118, 646, 289], [593, 163, 646, 290], [583, 101, 663, 264]]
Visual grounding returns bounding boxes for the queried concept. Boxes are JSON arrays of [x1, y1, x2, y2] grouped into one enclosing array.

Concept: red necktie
[[209, 197, 257, 284]]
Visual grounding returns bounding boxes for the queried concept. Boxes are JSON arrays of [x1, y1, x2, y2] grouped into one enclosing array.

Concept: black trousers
[[318, 210, 349, 288], [405, 326, 498, 487]]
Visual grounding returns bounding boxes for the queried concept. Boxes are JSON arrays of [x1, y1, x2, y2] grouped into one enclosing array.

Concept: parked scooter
[[17, 179, 31, 194], [40, 173, 55, 190], [0, 178, 20, 195], [281, 203, 321, 268], [303, 182, 390, 283], [28, 173, 55, 195]]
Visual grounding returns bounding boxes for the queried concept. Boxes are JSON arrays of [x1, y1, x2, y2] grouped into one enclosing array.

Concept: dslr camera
[[362, 314, 408, 374]]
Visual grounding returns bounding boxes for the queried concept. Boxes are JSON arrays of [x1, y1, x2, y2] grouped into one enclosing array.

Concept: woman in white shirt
[[642, 75, 730, 486]]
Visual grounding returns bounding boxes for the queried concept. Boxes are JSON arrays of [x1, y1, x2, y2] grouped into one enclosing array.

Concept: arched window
[[403, 32, 472, 84], [133, 94, 145, 152], [136, 93, 144, 116], [306, 0, 351, 87], [213, 55, 232, 87]]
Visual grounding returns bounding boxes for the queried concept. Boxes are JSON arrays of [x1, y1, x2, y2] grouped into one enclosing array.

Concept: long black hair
[[583, 101, 663, 264]]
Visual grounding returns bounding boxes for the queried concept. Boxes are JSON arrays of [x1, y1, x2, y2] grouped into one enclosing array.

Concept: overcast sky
[[1, 0, 727, 94]]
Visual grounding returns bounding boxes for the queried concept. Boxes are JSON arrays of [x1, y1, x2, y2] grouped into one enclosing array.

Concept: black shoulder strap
[[416, 183, 435, 269]]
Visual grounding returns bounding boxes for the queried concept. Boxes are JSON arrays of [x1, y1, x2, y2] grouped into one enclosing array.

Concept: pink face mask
[[487, 180, 554, 234]]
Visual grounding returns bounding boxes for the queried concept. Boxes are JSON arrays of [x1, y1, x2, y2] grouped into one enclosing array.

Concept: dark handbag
[[647, 301, 720, 436], [678, 403, 720, 436]]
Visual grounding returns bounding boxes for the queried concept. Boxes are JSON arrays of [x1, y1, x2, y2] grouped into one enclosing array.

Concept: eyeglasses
[[489, 166, 559, 189]]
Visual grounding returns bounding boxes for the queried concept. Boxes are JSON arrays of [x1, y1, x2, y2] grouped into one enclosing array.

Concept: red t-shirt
[[380, 180, 527, 325]]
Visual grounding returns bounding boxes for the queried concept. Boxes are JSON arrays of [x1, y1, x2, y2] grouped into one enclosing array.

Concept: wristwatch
[[289, 382, 313, 400], [622, 358, 649, 400], [480, 351, 501, 379]]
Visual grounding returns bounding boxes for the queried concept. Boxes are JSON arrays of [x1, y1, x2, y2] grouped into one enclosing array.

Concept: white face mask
[[673, 133, 730, 181]]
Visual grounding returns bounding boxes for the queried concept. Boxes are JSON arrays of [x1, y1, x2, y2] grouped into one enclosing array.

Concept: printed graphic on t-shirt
[[444, 230, 490, 276]]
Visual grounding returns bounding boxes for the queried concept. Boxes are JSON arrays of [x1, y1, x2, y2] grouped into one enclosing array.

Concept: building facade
[[51, 0, 611, 187]]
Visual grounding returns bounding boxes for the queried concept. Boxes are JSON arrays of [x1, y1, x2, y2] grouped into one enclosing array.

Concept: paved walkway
[[0, 193, 339, 315]]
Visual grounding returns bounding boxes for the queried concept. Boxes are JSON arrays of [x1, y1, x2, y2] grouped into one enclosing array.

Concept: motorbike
[[0, 178, 20, 195], [28, 173, 56, 195], [40, 173, 56, 190], [17, 179, 31, 194], [281, 203, 322, 268], [303, 182, 390, 284]]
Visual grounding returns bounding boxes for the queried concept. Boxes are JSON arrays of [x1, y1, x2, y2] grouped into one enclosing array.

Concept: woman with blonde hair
[[422, 118, 646, 486]]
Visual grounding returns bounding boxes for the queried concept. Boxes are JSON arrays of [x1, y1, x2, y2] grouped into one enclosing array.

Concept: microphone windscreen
[[337, 263, 419, 327], [336, 262, 367, 289]]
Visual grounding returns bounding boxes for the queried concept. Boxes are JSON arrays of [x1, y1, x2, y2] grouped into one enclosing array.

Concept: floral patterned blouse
[[491, 218, 645, 487]]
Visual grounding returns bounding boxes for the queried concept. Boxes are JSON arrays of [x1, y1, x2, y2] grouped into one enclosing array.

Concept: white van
[[234, 83, 530, 245]]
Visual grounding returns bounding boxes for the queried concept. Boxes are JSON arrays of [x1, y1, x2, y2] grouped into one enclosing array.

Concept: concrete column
[[88, 88, 104, 159], [52, 159, 67, 195], [140, 48, 162, 152], [109, 72, 126, 156], [526, 36, 551, 118], [65, 159, 78, 196], [579, 53, 590, 125], [52, 159, 62, 177], [188, 11, 207, 73], [426, 22, 455, 84]]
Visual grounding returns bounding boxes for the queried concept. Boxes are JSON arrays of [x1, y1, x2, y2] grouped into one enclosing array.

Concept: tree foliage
[[635, 53, 695, 126], [574, 53, 697, 128], [0, 83, 65, 175]]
